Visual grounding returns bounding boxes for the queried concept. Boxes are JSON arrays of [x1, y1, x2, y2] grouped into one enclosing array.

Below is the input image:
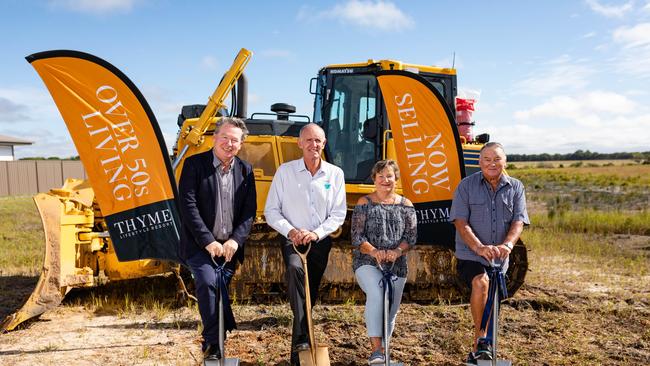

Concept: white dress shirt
[[264, 158, 347, 241]]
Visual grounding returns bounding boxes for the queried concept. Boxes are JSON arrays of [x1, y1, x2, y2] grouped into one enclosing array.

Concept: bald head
[[299, 123, 325, 139], [298, 123, 326, 162]]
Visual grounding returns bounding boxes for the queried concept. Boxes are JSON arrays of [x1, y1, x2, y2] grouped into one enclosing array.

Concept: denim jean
[[355, 264, 406, 338]]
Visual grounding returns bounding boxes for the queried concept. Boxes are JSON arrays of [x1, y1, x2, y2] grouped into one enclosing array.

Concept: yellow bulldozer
[[1, 48, 527, 332]]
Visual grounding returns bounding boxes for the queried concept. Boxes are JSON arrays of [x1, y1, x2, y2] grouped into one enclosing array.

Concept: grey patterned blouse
[[351, 195, 417, 278]]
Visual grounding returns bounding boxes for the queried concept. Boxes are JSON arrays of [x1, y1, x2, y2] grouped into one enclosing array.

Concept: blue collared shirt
[[449, 171, 529, 268], [264, 158, 347, 241]]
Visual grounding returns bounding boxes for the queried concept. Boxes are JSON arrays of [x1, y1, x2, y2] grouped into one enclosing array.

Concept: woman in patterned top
[[351, 159, 417, 365]]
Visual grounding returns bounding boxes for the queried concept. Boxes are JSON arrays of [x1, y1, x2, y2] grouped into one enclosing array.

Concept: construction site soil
[[1, 234, 649, 366]]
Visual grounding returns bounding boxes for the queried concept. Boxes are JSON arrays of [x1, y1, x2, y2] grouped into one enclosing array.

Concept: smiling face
[[212, 123, 244, 165], [479, 145, 507, 181], [297, 124, 326, 161], [373, 166, 398, 195]]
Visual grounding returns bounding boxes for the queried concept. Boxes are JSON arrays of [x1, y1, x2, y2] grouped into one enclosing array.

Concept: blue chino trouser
[[186, 250, 236, 349]]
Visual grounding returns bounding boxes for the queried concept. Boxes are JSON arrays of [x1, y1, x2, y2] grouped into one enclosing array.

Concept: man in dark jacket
[[178, 117, 257, 361]]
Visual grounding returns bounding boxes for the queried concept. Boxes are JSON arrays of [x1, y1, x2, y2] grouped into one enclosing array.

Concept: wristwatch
[[503, 241, 514, 250]]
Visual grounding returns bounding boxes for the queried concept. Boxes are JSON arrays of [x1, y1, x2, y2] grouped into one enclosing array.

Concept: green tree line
[[507, 150, 650, 162]]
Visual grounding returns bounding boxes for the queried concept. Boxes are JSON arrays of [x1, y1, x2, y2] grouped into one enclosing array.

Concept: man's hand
[[476, 244, 500, 262], [496, 244, 512, 260], [288, 228, 317, 246], [299, 229, 318, 244], [205, 241, 224, 258], [223, 239, 239, 262], [288, 228, 303, 245]]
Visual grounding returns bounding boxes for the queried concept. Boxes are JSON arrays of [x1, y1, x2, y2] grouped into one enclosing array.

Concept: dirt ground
[[1, 236, 649, 366]]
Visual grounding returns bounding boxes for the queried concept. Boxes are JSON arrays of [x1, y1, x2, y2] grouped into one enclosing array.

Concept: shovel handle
[[292, 241, 312, 259], [292, 242, 318, 362]]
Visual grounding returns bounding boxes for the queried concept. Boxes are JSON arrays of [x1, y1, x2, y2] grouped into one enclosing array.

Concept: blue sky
[[1, 0, 649, 158]]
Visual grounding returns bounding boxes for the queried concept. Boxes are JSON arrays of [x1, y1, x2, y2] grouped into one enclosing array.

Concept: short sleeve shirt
[[449, 171, 529, 269]]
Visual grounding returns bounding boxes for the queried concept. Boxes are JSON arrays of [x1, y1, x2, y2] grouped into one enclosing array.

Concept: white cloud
[[514, 56, 595, 96], [504, 90, 647, 153], [613, 22, 650, 48], [0, 97, 28, 122], [585, 0, 634, 18], [299, 0, 414, 32], [514, 91, 636, 121], [581, 31, 597, 39], [611, 23, 650, 77], [0, 87, 58, 123], [485, 116, 650, 154], [49, 0, 141, 14], [5, 127, 78, 159], [616, 47, 650, 76]]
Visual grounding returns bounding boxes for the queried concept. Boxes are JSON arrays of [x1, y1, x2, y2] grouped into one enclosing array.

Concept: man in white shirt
[[264, 123, 347, 365]]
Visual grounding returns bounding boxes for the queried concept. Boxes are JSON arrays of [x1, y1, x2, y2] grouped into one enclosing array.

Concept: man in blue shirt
[[449, 142, 529, 364]]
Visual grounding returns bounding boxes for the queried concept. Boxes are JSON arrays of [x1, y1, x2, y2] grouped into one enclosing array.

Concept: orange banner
[[28, 51, 180, 262], [378, 71, 465, 245], [378, 72, 464, 202]]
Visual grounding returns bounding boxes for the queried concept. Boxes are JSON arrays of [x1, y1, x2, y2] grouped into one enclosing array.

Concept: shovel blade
[[298, 346, 330, 366], [204, 358, 240, 366]]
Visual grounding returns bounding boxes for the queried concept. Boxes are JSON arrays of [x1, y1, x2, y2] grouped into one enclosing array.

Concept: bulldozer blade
[[0, 193, 66, 332], [298, 346, 330, 366]]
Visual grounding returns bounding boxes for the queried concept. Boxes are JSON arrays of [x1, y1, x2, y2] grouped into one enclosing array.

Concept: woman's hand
[[383, 248, 401, 262], [370, 248, 386, 263]]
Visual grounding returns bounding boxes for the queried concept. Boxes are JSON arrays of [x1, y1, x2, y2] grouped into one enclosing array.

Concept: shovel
[[293, 242, 330, 366], [378, 260, 403, 366], [474, 262, 511, 366], [204, 258, 240, 366]]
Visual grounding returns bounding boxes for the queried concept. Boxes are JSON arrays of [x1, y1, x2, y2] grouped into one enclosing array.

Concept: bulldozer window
[[323, 74, 378, 183]]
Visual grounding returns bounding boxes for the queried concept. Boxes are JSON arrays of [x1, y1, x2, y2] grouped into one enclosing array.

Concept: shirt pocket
[[502, 195, 514, 222], [469, 198, 487, 223]]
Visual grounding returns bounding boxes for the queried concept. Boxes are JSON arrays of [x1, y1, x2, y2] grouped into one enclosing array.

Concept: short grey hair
[[214, 117, 249, 141], [479, 142, 505, 156]]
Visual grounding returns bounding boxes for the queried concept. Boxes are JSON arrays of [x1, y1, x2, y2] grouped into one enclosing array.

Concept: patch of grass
[[524, 228, 648, 277], [0, 196, 44, 276], [65, 275, 183, 317], [532, 210, 650, 236], [41, 342, 59, 352], [511, 165, 650, 211]]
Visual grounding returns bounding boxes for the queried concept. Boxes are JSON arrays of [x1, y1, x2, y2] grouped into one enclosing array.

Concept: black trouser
[[281, 237, 332, 351]]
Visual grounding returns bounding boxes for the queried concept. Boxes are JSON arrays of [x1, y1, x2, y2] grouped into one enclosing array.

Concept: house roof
[[0, 134, 33, 145]]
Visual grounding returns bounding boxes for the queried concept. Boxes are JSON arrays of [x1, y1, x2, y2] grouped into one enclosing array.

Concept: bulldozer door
[[321, 73, 380, 184]]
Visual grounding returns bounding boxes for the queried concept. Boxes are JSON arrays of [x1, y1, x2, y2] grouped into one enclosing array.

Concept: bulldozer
[[1, 48, 527, 332]]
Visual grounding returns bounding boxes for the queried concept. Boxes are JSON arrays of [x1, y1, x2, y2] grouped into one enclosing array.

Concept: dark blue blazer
[[178, 150, 257, 263]]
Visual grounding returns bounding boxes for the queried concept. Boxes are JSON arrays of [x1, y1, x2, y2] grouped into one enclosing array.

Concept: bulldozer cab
[[312, 60, 457, 184]]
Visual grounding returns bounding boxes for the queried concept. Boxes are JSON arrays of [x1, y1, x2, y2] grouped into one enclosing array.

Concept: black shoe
[[293, 342, 310, 352], [475, 338, 493, 360], [466, 351, 477, 365], [203, 344, 221, 361], [290, 352, 300, 366]]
